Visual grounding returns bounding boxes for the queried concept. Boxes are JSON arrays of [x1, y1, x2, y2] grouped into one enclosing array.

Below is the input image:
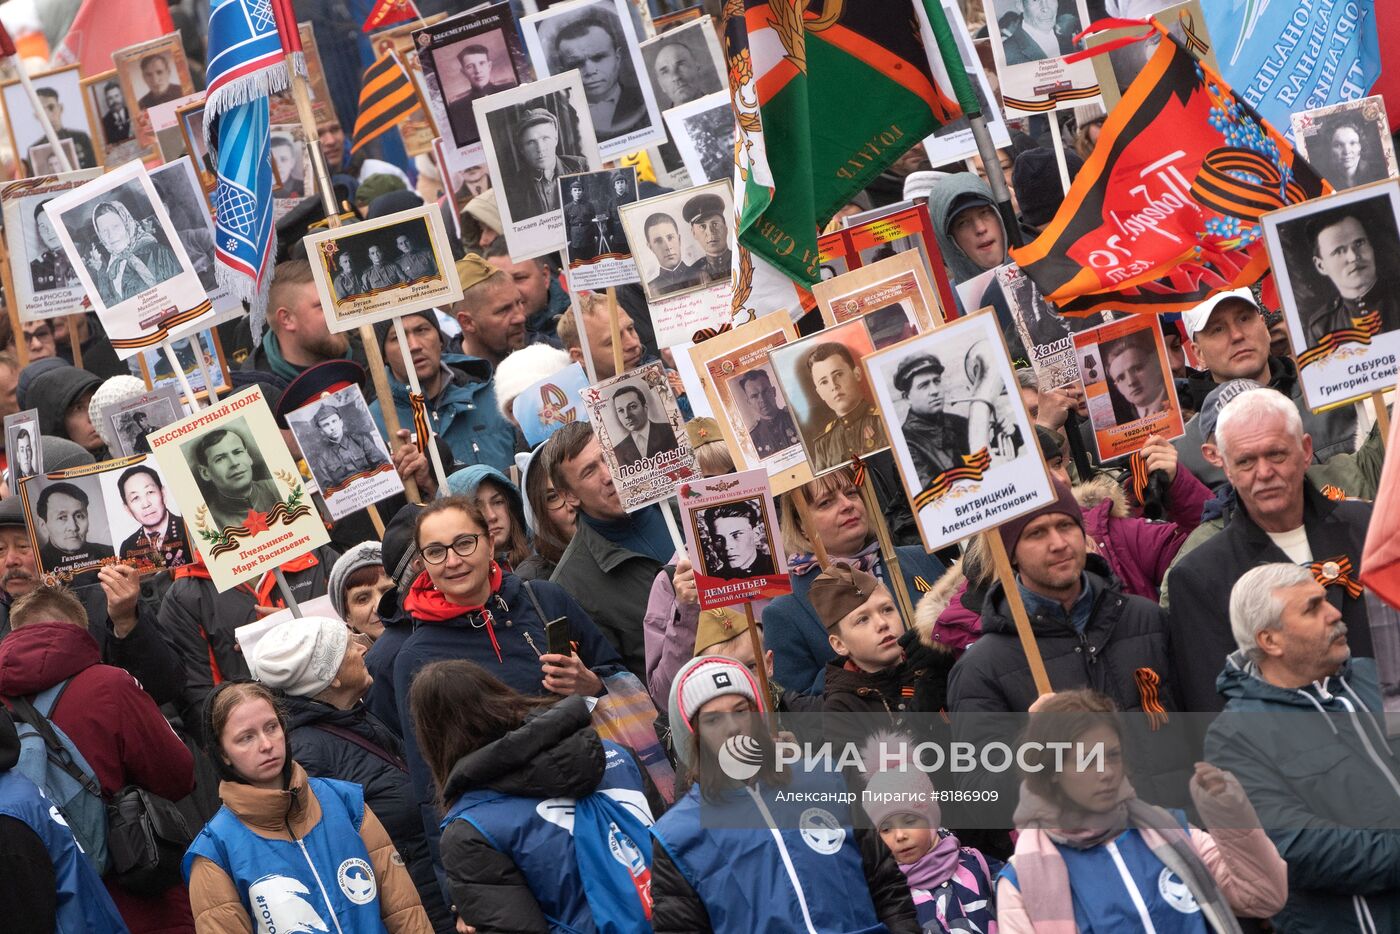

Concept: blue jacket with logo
[[369, 352, 516, 474], [0, 767, 130, 932]]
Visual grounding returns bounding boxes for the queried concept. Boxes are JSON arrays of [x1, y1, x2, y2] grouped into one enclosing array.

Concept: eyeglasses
[[420, 534, 480, 565]]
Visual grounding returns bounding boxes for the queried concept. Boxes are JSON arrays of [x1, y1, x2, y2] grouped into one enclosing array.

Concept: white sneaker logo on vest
[[798, 807, 846, 855], [247, 874, 329, 933], [338, 858, 377, 905], [1159, 868, 1201, 913], [718, 734, 765, 781]]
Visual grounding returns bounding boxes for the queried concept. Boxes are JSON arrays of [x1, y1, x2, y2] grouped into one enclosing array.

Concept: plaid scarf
[[787, 539, 881, 579]]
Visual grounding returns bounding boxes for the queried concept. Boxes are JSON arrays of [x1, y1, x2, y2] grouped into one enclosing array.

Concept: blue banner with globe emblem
[[204, 0, 294, 304]]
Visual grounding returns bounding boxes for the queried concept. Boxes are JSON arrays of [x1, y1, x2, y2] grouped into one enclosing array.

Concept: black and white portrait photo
[[179, 418, 280, 534], [1, 65, 97, 175], [327, 220, 438, 300], [695, 498, 777, 581], [581, 361, 697, 509], [608, 382, 680, 467], [114, 35, 194, 113], [149, 157, 220, 297], [639, 17, 725, 110], [431, 27, 520, 149], [286, 387, 392, 491], [27, 195, 79, 294], [2, 170, 99, 319], [664, 93, 733, 185], [98, 461, 190, 571], [522, 0, 665, 160], [4, 410, 41, 483], [726, 365, 800, 459], [1101, 328, 1170, 426], [115, 399, 178, 456], [619, 179, 733, 304], [90, 75, 133, 145], [270, 127, 307, 200], [992, 0, 1082, 65], [27, 139, 82, 178], [560, 168, 636, 262], [1294, 97, 1399, 192], [22, 473, 114, 582], [54, 175, 181, 306]]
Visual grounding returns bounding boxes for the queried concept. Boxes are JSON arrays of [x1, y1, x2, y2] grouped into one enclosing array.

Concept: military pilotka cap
[[517, 108, 558, 137], [683, 193, 725, 225], [694, 606, 749, 654], [275, 360, 365, 428], [892, 353, 944, 394], [810, 561, 883, 630], [456, 252, 497, 291]]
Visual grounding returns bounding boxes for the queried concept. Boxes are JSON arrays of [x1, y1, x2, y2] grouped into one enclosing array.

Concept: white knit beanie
[[89, 376, 153, 451], [493, 344, 573, 420], [249, 617, 350, 698]]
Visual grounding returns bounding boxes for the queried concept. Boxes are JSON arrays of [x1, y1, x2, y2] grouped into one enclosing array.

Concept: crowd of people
[[0, 2, 1393, 933]]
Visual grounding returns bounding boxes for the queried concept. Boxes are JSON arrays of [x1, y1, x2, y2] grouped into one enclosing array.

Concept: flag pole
[[273, 0, 421, 503]]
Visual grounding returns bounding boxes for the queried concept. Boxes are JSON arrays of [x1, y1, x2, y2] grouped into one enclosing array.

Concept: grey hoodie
[[925, 173, 1009, 285]]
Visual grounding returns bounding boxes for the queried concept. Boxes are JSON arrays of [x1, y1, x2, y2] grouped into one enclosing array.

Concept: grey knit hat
[[327, 541, 383, 620]]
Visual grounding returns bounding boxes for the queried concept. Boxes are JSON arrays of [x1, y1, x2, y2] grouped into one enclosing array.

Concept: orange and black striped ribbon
[[109, 301, 216, 350], [1178, 11, 1209, 56], [1296, 312, 1383, 369], [1135, 668, 1169, 731], [1308, 555, 1365, 598], [912, 448, 993, 510], [1128, 451, 1150, 506], [351, 50, 420, 155], [1190, 147, 1308, 223], [208, 501, 315, 557], [850, 453, 867, 488], [691, 322, 732, 343], [408, 391, 432, 452], [1320, 484, 1346, 502]]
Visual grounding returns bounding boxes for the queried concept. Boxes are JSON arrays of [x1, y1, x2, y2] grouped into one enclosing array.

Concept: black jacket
[[650, 822, 919, 934], [948, 554, 1178, 715], [1167, 481, 1375, 712], [822, 629, 955, 751], [282, 693, 453, 932], [439, 697, 667, 933]]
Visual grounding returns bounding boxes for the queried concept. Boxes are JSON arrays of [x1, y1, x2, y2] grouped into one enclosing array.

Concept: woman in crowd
[[412, 659, 663, 932], [183, 681, 431, 933], [446, 465, 532, 571], [250, 618, 451, 931], [329, 542, 397, 642], [515, 446, 577, 582], [997, 690, 1287, 932], [764, 464, 946, 694], [651, 655, 919, 932]]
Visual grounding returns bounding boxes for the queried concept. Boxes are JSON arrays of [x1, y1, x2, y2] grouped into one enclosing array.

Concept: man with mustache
[[191, 428, 282, 533], [1165, 386, 1377, 712], [1303, 208, 1400, 345]]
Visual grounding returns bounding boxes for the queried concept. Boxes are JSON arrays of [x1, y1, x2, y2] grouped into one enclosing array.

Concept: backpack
[[6, 679, 110, 875]]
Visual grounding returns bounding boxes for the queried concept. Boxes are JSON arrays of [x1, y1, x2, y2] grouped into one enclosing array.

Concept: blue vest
[[651, 768, 888, 934], [442, 741, 653, 934], [0, 768, 130, 933], [183, 777, 387, 934], [1001, 810, 1211, 934]]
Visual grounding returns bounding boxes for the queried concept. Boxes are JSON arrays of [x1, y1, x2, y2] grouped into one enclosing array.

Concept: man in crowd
[[703, 501, 775, 579], [556, 291, 645, 381], [483, 240, 571, 348], [370, 305, 515, 474], [1303, 207, 1400, 343], [737, 369, 799, 457], [1173, 288, 1356, 489], [303, 404, 389, 489], [683, 193, 730, 285], [548, 422, 676, 676], [100, 81, 132, 143], [610, 385, 677, 465], [807, 342, 887, 473], [1208, 563, 1400, 932], [192, 429, 282, 532], [445, 43, 512, 144], [29, 88, 96, 170], [20, 320, 57, 361], [35, 482, 112, 578], [508, 109, 588, 218], [1165, 386, 1377, 711], [136, 52, 184, 108], [652, 40, 711, 107], [242, 259, 356, 382], [115, 464, 187, 569], [393, 233, 437, 281], [642, 213, 701, 296], [453, 255, 527, 369]]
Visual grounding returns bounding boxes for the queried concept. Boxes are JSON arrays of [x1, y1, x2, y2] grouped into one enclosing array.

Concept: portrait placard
[[521, 0, 666, 161], [4, 410, 41, 484], [97, 457, 193, 574], [1292, 96, 1398, 193], [982, 0, 1099, 116], [136, 328, 231, 402], [1261, 180, 1400, 410], [43, 160, 213, 357], [997, 262, 1115, 390], [112, 32, 195, 153], [149, 386, 330, 592], [1072, 313, 1185, 460], [26, 140, 80, 178], [1084, 0, 1217, 109], [475, 70, 602, 261], [826, 202, 958, 322], [618, 178, 733, 304], [812, 250, 942, 350], [0, 64, 99, 175], [680, 468, 791, 610], [558, 166, 641, 289], [81, 70, 141, 168], [2, 169, 103, 322], [769, 318, 890, 477], [638, 17, 726, 112], [918, 2, 1010, 167], [175, 100, 214, 194], [415, 3, 531, 167], [512, 361, 591, 447], [662, 91, 733, 185], [580, 361, 698, 511], [149, 156, 240, 317], [99, 385, 186, 458], [269, 123, 312, 222], [863, 309, 1053, 553], [304, 204, 463, 332], [269, 23, 335, 127], [647, 281, 732, 349], [654, 6, 705, 32], [285, 384, 402, 521]]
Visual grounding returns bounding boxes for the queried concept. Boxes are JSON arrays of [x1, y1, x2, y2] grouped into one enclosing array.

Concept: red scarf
[[404, 563, 506, 661]]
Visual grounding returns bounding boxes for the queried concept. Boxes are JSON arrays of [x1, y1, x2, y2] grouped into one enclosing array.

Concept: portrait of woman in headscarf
[[87, 198, 181, 304]]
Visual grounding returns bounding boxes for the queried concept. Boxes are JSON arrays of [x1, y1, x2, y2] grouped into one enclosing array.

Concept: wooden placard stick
[[607, 287, 624, 377], [742, 601, 777, 736], [1372, 391, 1390, 450], [66, 316, 83, 369], [161, 339, 201, 413], [856, 466, 917, 628], [985, 530, 1053, 696], [790, 486, 830, 570], [366, 503, 385, 537], [0, 233, 28, 366]]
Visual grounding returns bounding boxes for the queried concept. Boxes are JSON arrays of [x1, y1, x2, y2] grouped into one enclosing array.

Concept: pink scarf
[[899, 830, 963, 891]]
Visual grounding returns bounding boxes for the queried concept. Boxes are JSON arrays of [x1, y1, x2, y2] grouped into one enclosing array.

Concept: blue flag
[[205, 0, 292, 303], [1204, 0, 1379, 142]]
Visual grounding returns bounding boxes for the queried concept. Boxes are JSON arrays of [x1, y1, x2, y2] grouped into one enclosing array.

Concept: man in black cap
[[806, 342, 887, 473], [894, 353, 977, 491], [34, 481, 113, 579], [682, 192, 730, 285], [642, 213, 701, 297], [301, 402, 390, 489], [444, 43, 513, 146], [507, 108, 589, 219]]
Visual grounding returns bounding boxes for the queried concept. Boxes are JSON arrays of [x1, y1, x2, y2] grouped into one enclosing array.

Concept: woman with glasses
[[386, 496, 627, 848]]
